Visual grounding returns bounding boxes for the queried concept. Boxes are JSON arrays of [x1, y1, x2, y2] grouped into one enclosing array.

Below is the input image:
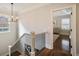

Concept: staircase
[[6, 32, 72, 56], [7, 51, 21, 56], [7, 33, 32, 56]]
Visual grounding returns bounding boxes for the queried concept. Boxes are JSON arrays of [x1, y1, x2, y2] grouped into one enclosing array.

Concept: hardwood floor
[[36, 35, 72, 56], [53, 35, 71, 52]]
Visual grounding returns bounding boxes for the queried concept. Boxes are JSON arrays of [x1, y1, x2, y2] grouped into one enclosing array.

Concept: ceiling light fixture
[[11, 3, 14, 22], [11, 3, 18, 22]]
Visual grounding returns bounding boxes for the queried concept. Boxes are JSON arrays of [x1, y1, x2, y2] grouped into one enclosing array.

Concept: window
[[0, 16, 9, 32], [61, 18, 70, 30]]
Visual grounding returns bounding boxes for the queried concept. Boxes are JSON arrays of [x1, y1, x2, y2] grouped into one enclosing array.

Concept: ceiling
[[0, 3, 50, 16], [0, 3, 73, 16]]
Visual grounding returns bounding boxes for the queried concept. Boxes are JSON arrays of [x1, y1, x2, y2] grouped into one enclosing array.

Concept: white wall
[[19, 6, 52, 34], [0, 22, 17, 55], [18, 20, 30, 37], [19, 5, 53, 49]]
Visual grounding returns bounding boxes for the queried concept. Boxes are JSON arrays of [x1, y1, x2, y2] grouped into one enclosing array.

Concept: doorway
[[53, 8, 72, 54]]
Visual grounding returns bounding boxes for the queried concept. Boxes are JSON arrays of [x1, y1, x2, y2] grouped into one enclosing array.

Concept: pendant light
[[11, 3, 14, 22]]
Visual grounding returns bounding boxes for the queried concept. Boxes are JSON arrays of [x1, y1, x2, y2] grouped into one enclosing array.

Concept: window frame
[[61, 18, 70, 30], [0, 14, 10, 33]]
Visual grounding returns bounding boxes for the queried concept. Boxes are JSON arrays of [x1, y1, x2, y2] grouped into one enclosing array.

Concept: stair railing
[[8, 33, 27, 56]]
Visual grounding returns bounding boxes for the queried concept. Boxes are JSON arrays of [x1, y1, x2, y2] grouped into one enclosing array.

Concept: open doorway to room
[[53, 8, 72, 55]]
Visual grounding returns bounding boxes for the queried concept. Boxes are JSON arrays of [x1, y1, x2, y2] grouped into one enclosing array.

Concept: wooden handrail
[[11, 33, 29, 48], [8, 33, 30, 56]]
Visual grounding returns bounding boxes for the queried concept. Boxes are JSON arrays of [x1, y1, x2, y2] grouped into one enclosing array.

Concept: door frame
[[50, 4, 76, 56]]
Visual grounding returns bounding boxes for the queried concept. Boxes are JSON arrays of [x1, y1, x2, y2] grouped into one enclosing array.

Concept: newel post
[[30, 32, 35, 56], [8, 45, 12, 56]]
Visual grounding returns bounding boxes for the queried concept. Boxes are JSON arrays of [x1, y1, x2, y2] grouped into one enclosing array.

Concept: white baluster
[[8, 45, 12, 56], [30, 32, 35, 56]]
